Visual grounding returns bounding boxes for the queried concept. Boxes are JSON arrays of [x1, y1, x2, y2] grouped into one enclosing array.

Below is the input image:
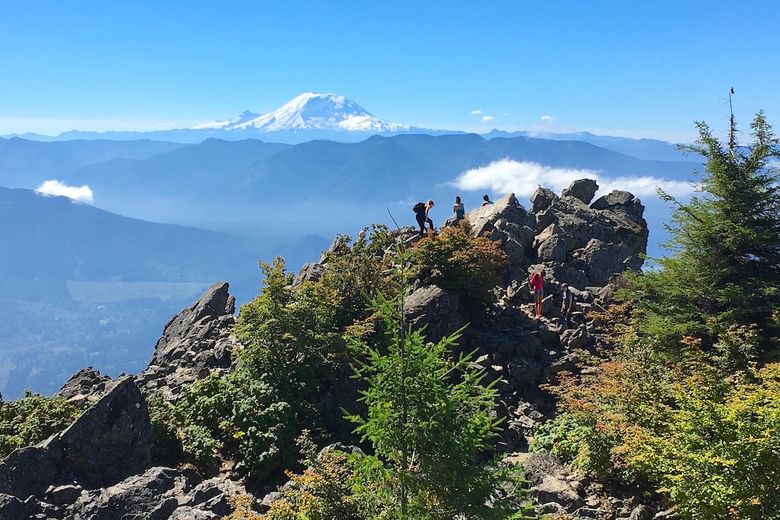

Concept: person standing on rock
[[561, 283, 576, 326], [530, 269, 545, 320], [413, 199, 435, 236], [482, 194, 493, 207], [453, 196, 465, 222]]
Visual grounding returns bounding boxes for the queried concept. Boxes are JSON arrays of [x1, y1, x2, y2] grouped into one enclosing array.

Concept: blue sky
[[2, 0, 778, 141]]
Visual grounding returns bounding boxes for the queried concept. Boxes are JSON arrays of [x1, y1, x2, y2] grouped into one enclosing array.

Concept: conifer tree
[[632, 111, 780, 356], [346, 246, 527, 519]]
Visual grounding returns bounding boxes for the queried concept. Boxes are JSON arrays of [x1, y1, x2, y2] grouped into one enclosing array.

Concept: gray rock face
[[530, 187, 558, 213], [531, 187, 648, 289], [466, 193, 536, 270], [561, 179, 599, 204], [57, 466, 248, 520], [0, 493, 36, 520], [67, 467, 184, 520], [0, 377, 152, 499], [56, 366, 111, 404], [591, 189, 645, 220], [293, 262, 326, 286], [404, 285, 465, 343], [45, 483, 83, 506], [136, 281, 242, 400]]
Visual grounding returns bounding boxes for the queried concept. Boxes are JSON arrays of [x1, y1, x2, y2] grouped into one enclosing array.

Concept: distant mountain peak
[[193, 92, 408, 133]]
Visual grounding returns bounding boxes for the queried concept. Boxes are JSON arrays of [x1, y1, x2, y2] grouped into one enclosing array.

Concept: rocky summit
[[0, 179, 659, 519]]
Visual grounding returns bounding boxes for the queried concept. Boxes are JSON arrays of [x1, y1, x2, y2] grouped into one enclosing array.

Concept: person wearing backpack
[[530, 269, 545, 320], [413, 199, 435, 235]]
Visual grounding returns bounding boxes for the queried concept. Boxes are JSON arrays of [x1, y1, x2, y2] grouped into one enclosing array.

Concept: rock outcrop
[[0, 376, 152, 499], [136, 281, 242, 400], [56, 366, 112, 404], [404, 284, 465, 342], [464, 180, 647, 291]]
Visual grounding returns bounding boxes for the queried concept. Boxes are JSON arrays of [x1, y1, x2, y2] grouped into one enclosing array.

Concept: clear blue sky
[[2, 0, 778, 141]]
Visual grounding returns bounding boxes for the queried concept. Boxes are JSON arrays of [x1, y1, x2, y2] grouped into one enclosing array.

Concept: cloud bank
[[453, 159, 695, 199], [35, 180, 94, 203]]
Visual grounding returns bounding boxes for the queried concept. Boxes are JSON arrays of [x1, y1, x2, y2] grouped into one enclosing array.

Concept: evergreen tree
[[630, 112, 780, 357], [346, 247, 528, 519]]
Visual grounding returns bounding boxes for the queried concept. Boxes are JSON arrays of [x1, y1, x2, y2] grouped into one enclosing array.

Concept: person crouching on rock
[[453, 196, 465, 222], [530, 269, 545, 320], [414, 199, 435, 236]]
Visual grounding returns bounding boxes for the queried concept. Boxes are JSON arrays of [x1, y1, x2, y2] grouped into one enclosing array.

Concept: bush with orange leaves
[[410, 221, 506, 313], [533, 333, 780, 519]]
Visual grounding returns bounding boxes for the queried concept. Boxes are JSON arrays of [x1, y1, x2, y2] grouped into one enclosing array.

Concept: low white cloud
[[470, 109, 483, 115], [452, 159, 695, 199], [540, 115, 555, 123], [481, 115, 496, 123], [35, 179, 94, 203]]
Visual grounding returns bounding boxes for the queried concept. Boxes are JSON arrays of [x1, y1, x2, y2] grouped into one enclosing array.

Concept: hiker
[[481, 194, 493, 207], [561, 283, 576, 326], [530, 269, 545, 320], [413, 199, 435, 235], [453, 196, 465, 222]]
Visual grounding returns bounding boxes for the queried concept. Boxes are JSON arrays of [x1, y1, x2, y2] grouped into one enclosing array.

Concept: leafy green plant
[[346, 243, 530, 519], [149, 258, 351, 480], [0, 391, 82, 457]]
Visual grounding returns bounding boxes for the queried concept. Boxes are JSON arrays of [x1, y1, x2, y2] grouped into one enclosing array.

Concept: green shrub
[[150, 258, 350, 480], [410, 222, 506, 313], [529, 413, 592, 467], [0, 391, 82, 457]]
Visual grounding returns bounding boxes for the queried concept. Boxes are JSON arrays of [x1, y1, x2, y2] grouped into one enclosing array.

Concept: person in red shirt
[[530, 269, 545, 320]]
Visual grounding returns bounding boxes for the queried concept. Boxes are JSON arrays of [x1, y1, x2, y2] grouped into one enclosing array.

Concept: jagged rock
[[180, 477, 247, 516], [466, 193, 535, 267], [66, 467, 185, 520], [45, 483, 83, 506], [0, 376, 152, 499], [170, 506, 220, 519], [293, 262, 326, 286], [561, 326, 594, 350], [0, 493, 37, 520], [404, 285, 465, 343], [56, 367, 111, 404], [562, 179, 599, 204], [136, 281, 242, 400], [528, 186, 647, 289], [530, 475, 583, 511], [530, 187, 558, 213], [536, 501, 567, 515], [591, 189, 645, 220]]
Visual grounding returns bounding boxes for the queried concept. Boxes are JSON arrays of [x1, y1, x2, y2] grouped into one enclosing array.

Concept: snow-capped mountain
[[194, 93, 408, 133]]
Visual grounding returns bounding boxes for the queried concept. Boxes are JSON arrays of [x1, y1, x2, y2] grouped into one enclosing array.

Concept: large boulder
[[0, 377, 153, 499], [561, 179, 599, 204], [530, 187, 558, 213], [136, 282, 242, 400], [404, 285, 465, 343], [591, 189, 645, 220]]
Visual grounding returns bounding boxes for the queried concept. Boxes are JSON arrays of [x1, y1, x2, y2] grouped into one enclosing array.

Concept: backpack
[[413, 202, 426, 214]]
